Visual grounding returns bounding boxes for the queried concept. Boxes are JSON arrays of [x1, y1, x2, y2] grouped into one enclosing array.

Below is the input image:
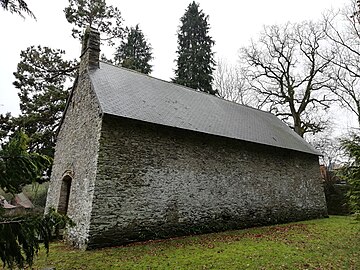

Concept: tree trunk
[[293, 114, 304, 137]]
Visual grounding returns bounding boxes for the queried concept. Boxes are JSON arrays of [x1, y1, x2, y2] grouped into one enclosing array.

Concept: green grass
[[31, 216, 359, 270]]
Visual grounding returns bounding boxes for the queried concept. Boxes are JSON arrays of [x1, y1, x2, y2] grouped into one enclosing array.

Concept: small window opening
[[58, 175, 72, 215]]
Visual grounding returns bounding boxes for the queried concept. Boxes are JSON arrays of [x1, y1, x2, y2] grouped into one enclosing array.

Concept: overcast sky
[[0, 0, 355, 135]]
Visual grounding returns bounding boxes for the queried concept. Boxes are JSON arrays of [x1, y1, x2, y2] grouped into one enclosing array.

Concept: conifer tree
[[0, 46, 78, 158], [64, 0, 124, 46], [173, 1, 216, 95], [0, 130, 73, 269], [339, 133, 360, 219], [114, 25, 153, 74]]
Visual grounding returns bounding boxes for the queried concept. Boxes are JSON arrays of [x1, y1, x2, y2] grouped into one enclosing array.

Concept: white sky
[[0, 0, 356, 136]]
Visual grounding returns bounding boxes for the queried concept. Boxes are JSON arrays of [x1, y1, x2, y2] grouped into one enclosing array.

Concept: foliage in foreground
[[0, 0, 34, 18], [0, 131, 73, 269], [32, 216, 359, 270], [0, 209, 73, 269], [0, 131, 51, 194], [339, 132, 360, 218]]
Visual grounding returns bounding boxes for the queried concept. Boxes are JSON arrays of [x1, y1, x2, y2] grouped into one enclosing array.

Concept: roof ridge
[[98, 61, 272, 115]]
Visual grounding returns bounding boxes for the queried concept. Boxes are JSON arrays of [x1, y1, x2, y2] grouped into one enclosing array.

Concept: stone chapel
[[45, 28, 327, 249]]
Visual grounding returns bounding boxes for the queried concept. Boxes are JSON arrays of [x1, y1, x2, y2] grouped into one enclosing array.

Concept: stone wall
[[45, 72, 102, 249], [87, 115, 327, 248]]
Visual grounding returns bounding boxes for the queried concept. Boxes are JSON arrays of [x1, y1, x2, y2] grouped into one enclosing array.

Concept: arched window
[[58, 175, 72, 215]]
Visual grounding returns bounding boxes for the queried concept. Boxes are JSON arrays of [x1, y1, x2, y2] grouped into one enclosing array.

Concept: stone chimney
[[79, 26, 100, 74]]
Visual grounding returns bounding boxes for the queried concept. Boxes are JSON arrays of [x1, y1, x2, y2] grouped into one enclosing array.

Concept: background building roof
[[89, 62, 319, 155]]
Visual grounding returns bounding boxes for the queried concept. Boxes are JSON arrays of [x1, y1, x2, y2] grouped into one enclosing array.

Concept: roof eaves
[[101, 112, 320, 156]]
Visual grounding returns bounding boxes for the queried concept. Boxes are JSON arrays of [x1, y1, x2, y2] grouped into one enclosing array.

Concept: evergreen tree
[[0, 46, 78, 158], [339, 133, 360, 219], [0, 131, 51, 194], [0, 130, 73, 269], [173, 1, 216, 95], [64, 0, 124, 46], [114, 25, 153, 74]]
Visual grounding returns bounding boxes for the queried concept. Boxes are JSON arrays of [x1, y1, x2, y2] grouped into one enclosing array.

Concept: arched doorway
[[58, 175, 72, 215]]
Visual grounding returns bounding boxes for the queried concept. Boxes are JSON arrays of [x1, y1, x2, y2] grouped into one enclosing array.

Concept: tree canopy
[[0, 46, 78, 158], [240, 22, 334, 137], [64, 0, 124, 45], [114, 24, 153, 74], [173, 1, 216, 95], [323, 0, 360, 127], [0, 0, 34, 18]]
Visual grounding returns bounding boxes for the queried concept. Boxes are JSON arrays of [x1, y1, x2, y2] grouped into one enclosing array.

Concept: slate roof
[[89, 61, 319, 155]]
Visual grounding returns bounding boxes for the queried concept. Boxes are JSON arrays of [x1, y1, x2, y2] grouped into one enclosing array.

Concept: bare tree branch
[[240, 21, 334, 137], [213, 59, 259, 107], [322, 1, 360, 127]]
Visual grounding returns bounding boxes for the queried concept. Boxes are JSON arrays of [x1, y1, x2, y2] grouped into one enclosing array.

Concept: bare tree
[[323, 0, 360, 127], [308, 130, 343, 169], [213, 59, 258, 107], [240, 22, 335, 137]]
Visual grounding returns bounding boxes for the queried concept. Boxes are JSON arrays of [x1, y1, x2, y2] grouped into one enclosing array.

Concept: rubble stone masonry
[[86, 115, 327, 248], [45, 72, 102, 248]]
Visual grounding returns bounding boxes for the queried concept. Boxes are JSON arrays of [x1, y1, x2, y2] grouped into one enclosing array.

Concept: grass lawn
[[31, 216, 359, 270]]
